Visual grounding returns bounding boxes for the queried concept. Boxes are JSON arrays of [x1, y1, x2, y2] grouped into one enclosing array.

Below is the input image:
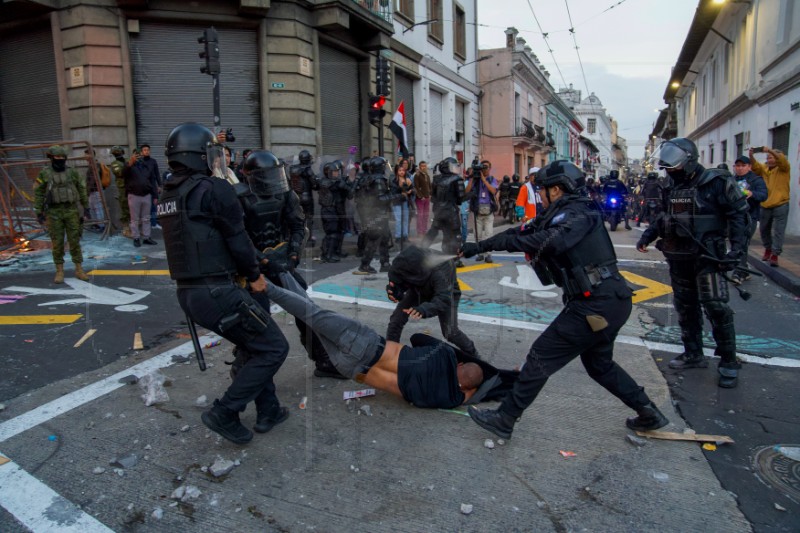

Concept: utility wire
[[524, 0, 568, 88], [563, 0, 591, 99]]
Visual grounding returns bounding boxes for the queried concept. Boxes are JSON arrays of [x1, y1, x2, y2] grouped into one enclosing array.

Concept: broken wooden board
[[0, 456, 10, 467], [73, 328, 97, 348], [133, 332, 143, 350], [635, 430, 734, 444]]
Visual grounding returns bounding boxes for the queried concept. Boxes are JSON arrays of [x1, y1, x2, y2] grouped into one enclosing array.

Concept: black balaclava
[[51, 159, 67, 172]]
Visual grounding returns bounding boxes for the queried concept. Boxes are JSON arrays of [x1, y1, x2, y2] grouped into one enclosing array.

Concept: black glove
[[461, 242, 481, 258], [720, 250, 741, 271], [636, 238, 649, 252], [288, 254, 300, 269], [37, 213, 46, 225]]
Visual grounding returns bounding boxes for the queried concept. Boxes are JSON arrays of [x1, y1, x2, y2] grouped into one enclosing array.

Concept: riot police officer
[[498, 175, 512, 220], [637, 172, 664, 227], [235, 151, 345, 379], [332, 160, 355, 259], [354, 157, 397, 274], [602, 169, 631, 230], [317, 160, 346, 263], [637, 138, 748, 388], [158, 123, 289, 445], [461, 160, 668, 439], [288, 150, 317, 247], [421, 157, 466, 256], [508, 174, 522, 223]]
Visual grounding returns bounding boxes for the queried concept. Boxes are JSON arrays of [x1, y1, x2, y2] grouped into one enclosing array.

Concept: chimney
[[505, 27, 518, 49]]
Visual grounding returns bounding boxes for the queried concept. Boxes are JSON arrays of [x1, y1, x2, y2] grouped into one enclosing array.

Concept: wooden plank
[[635, 430, 734, 444], [73, 328, 97, 348], [133, 332, 143, 350]]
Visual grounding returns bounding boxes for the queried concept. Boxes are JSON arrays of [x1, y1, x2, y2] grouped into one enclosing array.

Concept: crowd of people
[[32, 125, 794, 445]]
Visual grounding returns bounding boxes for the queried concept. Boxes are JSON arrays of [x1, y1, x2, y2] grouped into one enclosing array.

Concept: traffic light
[[198, 27, 220, 76], [368, 94, 386, 127], [376, 55, 390, 97]]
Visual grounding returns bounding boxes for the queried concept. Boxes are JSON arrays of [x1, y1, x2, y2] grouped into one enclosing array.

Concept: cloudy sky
[[477, 0, 700, 157]]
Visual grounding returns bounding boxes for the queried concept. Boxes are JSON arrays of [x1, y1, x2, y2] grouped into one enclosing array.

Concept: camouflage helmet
[[110, 145, 125, 156], [46, 145, 68, 158]]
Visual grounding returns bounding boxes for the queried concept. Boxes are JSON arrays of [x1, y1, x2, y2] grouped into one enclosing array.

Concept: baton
[[185, 313, 207, 371]]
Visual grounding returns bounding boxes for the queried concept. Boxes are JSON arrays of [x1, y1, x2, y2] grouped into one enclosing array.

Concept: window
[[455, 101, 465, 144], [428, 0, 443, 43], [721, 140, 727, 165], [771, 122, 791, 154], [709, 145, 714, 165], [711, 59, 717, 99], [587, 118, 596, 134], [723, 44, 730, 84], [514, 92, 521, 129], [453, 3, 466, 60], [396, 0, 414, 20], [778, 0, 795, 46], [701, 75, 706, 108], [734, 132, 744, 159]]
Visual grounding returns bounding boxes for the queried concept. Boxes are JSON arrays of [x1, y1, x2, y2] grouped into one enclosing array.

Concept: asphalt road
[[0, 221, 798, 531]]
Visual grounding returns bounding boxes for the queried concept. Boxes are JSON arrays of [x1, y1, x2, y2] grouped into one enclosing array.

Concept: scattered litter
[[118, 374, 138, 385], [113, 468, 125, 477], [350, 465, 360, 473], [195, 395, 208, 406], [702, 443, 717, 451], [512, 506, 520, 512], [24, 339, 33, 343], [85, 421, 95, 430], [209, 458, 236, 478], [203, 340, 222, 349], [92, 467, 106, 475], [775, 446, 800, 461], [47, 435, 57, 442], [460, 503, 473, 515], [171, 355, 190, 363], [650, 471, 669, 483], [299, 396, 307, 410], [497, 439, 505, 446], [727, 410, 735, 414], [484, 439, 495, 449], [359, 405, 372, 416], [103, 412, 114, 419], [73, 329, 97, 348], [635, 430, 733, 444], [683, 428, 696, 435], [139, 371, 170, 406], [424, 485, 434, 491], [175, 333, 191, 339], [152, 508, 164, 520], [180, 425, 190, 432], [536, 501, 546, 509], [109, 453, 139, 469], [559, 450, 577, 458], [170, 485, 202, 502], [343, 389, 376, 400], [0, 403, 4, 411], [774, 503, 787, 512], [234, 459, 241, 466], [655, 358, 663, 362], [133, 332, 144, 350], [127, 503, 134, 511], [169, 502, 178, 508], [201, 466, 208, 473], [144, 444, 151, 450], [626, 435, 648, 447]]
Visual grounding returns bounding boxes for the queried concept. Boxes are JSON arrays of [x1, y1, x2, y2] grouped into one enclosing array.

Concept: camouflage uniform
[[34, 160, 89, 267], [110, 152, 130, 228]]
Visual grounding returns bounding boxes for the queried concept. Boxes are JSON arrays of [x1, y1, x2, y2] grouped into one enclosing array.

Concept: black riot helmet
[[649, 137, 699, 175], [370, 157, 387, 174], [512, 174, 520, 183], [534, 160, 586, 194], [502, 175, 511, 183], [608, 169, 619, 181], [298, 150, 313, 165], [329, 160, 343, 178], [243, 150, 290, 196], [438, 157, 462, 176], [647, 171, 658, 180], [322, 162, 331, 177], [165, 122, 218, 172]]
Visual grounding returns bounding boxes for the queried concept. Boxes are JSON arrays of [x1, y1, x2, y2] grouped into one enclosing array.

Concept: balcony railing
[[351, 0, 392, 22]]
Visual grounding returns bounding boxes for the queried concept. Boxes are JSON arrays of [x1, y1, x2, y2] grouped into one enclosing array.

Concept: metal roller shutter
[[395, 73, 415, 155], [129, 23, 261, 171], [319, 44, 361, 161], [0, 28, 62, 144], [429, 89, 444, 163]]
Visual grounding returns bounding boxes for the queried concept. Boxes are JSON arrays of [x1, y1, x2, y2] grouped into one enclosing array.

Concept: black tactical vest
[[236, 183, 285, 251], [158, 175, 238, 280]]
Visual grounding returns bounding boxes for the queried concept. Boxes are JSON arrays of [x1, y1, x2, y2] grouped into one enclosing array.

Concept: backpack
[[99, 164, 112, 189]]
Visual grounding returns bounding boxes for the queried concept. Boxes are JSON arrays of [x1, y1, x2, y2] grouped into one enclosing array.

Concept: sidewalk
[[747, 232, 800, 297]]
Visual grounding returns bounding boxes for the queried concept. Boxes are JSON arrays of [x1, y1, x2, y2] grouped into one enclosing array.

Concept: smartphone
[[751, 147, 764, 153]]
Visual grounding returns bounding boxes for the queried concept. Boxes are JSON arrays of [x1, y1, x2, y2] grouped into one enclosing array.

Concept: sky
[[477, 0, 700, 158]]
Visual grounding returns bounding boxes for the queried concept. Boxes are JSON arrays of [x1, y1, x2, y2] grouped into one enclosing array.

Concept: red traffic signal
[[368, 94, 386, 126]]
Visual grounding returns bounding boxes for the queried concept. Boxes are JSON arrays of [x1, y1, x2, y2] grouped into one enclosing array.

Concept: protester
[[750, 146, 791, 267], [731, 156, 767, 284]]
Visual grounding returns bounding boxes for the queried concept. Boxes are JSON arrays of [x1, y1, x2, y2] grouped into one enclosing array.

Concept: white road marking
[[3, 279, 150, 312]]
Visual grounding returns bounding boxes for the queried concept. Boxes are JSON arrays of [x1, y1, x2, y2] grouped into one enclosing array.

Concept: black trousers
[[500, 279, 651, 418], [361, 219, 391, 267], [423, 206, 462, 255], [178, 282, 289, 416]]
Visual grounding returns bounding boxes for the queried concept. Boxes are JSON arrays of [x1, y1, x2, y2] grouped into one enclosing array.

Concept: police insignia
[[552, 213, 567, 224]]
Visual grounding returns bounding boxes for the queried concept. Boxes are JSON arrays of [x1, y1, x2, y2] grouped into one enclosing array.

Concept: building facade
[[0, 0, 402, 171], [557, 85, 617, 177], [662, 0, 799, 235]]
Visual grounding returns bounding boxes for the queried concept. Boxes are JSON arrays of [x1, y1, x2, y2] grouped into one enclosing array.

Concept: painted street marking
[[0, 295, 25, 305], [456, 261, 502, 291], [620, 270, 673, 304], [0, 315, 83, 325], [73, 328, 97, 348], [88, 269, 170, 276], [0, 456, 113, 532], [4, 279, 150, 312], [498, 264, 559, 298], [133, 332, 144, 350]]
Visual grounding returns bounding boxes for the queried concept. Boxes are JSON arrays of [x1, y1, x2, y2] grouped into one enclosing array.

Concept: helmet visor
[[450, 162, 463, 176], [649, 142, 689, 170], [206, 143, 227, 178]]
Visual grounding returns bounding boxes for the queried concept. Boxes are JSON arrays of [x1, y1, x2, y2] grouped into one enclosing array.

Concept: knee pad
[[697, 271, 729, 304], [702, 300, 734, 323]]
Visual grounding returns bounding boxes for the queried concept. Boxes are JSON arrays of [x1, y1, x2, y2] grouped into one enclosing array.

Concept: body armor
[[289, 164, 315, 206], [235, 183, 286, 251], [44, 168, 80, 204], [158, 175, 237, 280], [432, 174, 464, 207], [317, 176, 338, 208], [531, 200, 618, 300], [110, 159, 125, 179]]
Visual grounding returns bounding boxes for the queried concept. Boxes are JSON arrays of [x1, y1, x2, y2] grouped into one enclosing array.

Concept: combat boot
[[201, 401, 253, 445], [74, 263, 90, 281], [54, 264, 65, 284], [668, 352, 708, 369], [254, 406, 289, 433], [718, 366, 739, 389], [626, 402, 669, 431], [468, 406, 517, 439]]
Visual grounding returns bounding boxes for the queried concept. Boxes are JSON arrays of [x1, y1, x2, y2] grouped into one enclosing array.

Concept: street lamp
[[457, 54, 493, 74]]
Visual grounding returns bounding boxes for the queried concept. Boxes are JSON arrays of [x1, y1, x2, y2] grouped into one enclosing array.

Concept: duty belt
[[586, 264, 619, 286], [176, 274, 237, 289]]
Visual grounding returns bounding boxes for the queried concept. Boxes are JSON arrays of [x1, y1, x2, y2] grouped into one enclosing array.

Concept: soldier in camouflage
[[109, 146, 131, 236], [34, 145, 91, 283]]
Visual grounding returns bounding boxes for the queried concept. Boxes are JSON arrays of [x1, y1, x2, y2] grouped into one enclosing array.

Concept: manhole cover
[[753, 444, 800, 501]]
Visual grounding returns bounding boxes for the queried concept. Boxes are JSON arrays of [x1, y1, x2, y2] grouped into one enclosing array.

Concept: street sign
[[271, 82, 286, 89]]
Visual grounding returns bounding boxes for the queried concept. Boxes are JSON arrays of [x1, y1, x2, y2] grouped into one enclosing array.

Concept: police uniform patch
[[551, 213, 567, 225]]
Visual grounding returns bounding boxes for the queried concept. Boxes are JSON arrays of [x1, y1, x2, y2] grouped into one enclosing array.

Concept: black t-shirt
[[397, 344, 464, 408]]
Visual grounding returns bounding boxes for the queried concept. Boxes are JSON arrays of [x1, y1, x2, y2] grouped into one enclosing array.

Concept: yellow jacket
[[751, 152, 791, 209]]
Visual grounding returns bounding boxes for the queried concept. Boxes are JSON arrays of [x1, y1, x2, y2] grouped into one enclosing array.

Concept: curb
[[747, 252, 800, 297]]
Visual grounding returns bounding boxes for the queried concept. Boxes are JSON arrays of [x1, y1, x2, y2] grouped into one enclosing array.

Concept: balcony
[[313, 0, 394, 49], [513, 118, 546, 148], [350, 0, 392, 22]]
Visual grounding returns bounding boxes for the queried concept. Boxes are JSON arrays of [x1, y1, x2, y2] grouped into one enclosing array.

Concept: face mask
[[51, 159, 67, 172], [666, 168, 688, 181]]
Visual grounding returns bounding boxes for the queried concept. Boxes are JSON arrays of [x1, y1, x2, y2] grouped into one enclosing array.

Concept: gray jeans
[[266, 274, 385, 378], [759, 203, 789, 255]]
